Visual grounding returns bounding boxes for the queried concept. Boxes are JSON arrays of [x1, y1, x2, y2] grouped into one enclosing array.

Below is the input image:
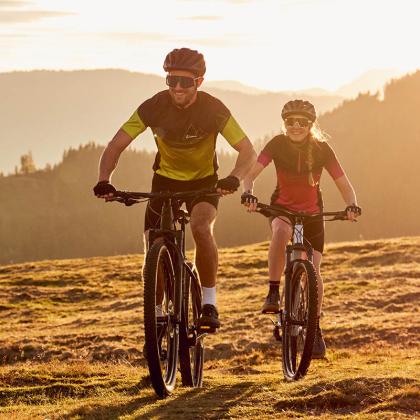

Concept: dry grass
[[0, 237, 419, 419]]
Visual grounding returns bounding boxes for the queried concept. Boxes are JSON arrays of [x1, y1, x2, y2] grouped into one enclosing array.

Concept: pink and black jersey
[[257, 134, 344, 213]]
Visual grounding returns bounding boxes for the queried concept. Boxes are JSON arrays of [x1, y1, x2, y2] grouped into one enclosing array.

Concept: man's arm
[[243, 161, 265, 193], [229, 137, 257, 181], [98, 129, 133, 182]]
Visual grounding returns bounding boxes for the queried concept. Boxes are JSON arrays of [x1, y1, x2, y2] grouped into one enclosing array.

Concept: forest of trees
[[1, 71, 419, 264]]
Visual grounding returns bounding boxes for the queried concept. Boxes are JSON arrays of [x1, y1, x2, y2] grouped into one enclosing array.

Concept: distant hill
[[0, 69, 344, 174], [1, 70, 420, 264], [336, 68, 406, 97], [204, 80, 268, 95], [318, 70, 420, 241], [207, 68, 409, 98]]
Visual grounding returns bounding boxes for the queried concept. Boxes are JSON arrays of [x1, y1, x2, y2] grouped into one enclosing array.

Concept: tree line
[[1, 70, 420, 264]]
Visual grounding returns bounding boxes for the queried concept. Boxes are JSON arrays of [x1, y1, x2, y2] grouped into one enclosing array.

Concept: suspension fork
[[163, 200, 186, 325], [283, 244, 294, 323]]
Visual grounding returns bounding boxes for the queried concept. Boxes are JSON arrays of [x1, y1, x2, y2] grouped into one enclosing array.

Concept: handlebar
[[256, 203, 348, 221], [107, 189, 221, 207]]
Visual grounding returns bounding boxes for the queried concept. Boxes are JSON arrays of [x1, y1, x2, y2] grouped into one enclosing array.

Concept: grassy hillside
[[0, 237, 419, 418]]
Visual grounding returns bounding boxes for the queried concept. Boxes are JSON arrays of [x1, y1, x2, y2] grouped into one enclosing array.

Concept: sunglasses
[[166, 75, 198, 89], [284, 117, 311, 128]]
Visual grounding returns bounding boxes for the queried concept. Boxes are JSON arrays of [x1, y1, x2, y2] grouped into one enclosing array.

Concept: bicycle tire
[[282, 259, 318, 381], [143, 242, 179, 397], [179, 262, 204, 387]]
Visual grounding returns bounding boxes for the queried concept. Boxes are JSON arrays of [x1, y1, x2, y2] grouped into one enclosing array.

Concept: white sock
[[202, 286, 217, 307]]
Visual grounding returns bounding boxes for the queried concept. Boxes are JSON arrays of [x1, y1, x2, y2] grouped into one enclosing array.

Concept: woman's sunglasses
[[284, 117, 311, 128], [166, 75, 198, 89]]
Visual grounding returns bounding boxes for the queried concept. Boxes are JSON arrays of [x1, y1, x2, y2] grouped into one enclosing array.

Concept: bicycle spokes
[[282, 260, 318, 381], [143, 242, 179, 397]]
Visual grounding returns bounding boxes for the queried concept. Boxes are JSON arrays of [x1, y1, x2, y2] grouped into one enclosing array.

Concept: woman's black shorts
[[144, 173, 219, 231], [270, 214, 325, 254]]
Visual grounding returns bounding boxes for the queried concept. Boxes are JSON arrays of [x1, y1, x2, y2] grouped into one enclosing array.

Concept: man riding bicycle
[[93, 47, 256, 331]]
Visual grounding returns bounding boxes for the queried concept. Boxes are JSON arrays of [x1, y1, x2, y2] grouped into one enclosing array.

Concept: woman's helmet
[[281, 100, 316, 122], [163, 48, 206, 77]]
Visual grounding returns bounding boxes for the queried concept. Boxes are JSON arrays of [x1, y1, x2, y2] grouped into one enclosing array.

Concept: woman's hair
[[309, 120, 329, 143], [307, 122, 330, 186]]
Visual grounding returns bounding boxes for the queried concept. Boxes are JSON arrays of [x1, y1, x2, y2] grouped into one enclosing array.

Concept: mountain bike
[[111, 189, 218, 397], [255, 203, 348, 381]]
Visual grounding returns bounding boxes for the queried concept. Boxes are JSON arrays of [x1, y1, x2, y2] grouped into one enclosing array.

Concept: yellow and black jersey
[[121, 90, 247, 181]]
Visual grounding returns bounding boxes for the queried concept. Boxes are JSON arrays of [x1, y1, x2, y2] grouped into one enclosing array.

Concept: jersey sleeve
[[257, 139, 275, 167], [220, 115, 247, 147], [120, 109, 147, 139], [323, 143, 345, 180]]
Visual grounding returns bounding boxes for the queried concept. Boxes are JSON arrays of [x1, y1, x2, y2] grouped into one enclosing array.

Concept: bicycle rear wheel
[[282, 259, 318, 381], [143, 242, 179, 397], [179, 262, 204, 387]]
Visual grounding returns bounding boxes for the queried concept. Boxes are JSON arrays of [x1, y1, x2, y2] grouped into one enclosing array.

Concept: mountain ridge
[[1, 69, 344, 173]]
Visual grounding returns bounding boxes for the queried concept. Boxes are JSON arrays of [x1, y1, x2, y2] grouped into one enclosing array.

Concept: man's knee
[[190, 218, 213, 241], [190, 203, 216, 240]]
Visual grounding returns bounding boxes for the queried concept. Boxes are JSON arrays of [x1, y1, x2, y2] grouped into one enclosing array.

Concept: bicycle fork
[[271, 288, 285, 342]]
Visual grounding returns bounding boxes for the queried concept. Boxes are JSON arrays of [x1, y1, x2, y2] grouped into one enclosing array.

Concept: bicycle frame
[[147, 198, 189, 327], [108, 188, 218, 395], [272, 216, 313, 339], [258, 204, 346, 343], [288, 215, 313, 263], [112, 189, 217, 329]]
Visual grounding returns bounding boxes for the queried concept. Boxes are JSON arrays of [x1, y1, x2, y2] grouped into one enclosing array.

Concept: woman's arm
[[333, 174, 359, 221]]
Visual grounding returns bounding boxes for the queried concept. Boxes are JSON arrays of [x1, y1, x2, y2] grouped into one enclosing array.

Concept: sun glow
[[1, 0, 419, 91]]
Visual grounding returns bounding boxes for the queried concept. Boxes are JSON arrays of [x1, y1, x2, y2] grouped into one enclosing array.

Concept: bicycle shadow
[[63, 377, 255, 419], [141, 380, 256, 419]]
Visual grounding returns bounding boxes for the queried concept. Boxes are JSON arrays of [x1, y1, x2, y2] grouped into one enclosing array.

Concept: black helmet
[[281, 100, 316, 122], [163, 48, 206, 77]]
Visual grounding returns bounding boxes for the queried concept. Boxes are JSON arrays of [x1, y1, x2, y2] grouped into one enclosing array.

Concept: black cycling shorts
[[270, 214, 325, 254], [144, 173, 219, 231]]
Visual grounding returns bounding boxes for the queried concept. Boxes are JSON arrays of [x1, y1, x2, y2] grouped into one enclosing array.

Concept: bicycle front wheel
[[179, 262, 204, 387], [143, 242, 179, 397], [282, 259, 318, 381]]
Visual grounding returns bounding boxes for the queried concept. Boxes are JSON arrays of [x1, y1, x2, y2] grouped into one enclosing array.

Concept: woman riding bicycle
[[241, 99, 361, 358]]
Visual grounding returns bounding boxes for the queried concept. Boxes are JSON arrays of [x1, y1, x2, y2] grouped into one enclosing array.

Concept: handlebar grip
[[124, 198, 138, 206]]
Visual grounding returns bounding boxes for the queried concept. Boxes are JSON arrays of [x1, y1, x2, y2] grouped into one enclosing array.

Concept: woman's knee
[[271, 218, 292, 241]]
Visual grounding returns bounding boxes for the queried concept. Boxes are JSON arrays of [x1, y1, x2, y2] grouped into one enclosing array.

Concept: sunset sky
[[2, 0, 420, 91]]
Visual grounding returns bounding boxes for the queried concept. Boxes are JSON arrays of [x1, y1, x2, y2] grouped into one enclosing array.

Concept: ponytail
[[306, 122, 329, 186]]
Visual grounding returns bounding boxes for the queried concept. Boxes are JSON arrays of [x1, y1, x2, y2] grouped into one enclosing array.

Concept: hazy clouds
[[105, 31, 246, 47], [178, 15, 222, 21], [0, 10, 73, 23]]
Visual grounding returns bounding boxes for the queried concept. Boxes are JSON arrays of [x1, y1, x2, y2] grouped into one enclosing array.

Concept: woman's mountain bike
[[111, 189, 218, 398], [256, 203, 348, 381]]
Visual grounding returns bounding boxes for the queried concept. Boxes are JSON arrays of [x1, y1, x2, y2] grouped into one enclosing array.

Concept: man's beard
[[169, 88, 197, 109]]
